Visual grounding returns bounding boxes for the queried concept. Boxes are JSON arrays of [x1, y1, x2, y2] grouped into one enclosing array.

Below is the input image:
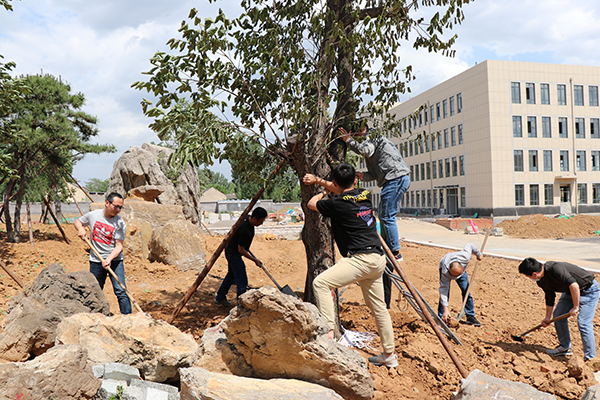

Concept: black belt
[[347, 246, 383, 256]]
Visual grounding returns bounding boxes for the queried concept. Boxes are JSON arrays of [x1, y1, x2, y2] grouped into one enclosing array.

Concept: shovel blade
[[511, 334, 525, 342], [281, 285, 300, 299]]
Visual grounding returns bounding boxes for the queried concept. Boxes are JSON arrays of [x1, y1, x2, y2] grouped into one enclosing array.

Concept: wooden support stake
[[62, 175, 84, 216], [41, 196, 70, 244], [66, 171, 94, 202], [201, 221, 213, 237], [167, 159, 286, 324], [0, 259, 24, 288], [26, 195, 34, 246], [379, 233, 469, 379]]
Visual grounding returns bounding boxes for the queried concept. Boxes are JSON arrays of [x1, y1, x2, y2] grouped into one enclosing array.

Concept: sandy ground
[[1, 214, 600, 399]]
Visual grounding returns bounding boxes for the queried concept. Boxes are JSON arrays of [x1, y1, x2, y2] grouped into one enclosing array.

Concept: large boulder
[[198, 286, 374, 400], [149, 219, 207, 271], [180, 367, 344, 400], [0, 344, 101, 400], [55, 312, 199, 383], [106, 143, 203, 224], [454, 369, 558, 399], [0, 263, 110, 362]]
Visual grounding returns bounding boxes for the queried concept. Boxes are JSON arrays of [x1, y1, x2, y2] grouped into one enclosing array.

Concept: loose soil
[[1, 215, 600, 399], [497, 214, 600, 239]]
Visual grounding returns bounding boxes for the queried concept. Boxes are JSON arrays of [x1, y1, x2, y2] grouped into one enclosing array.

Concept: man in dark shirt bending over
[[303, 163, 397, 368], [519, 257, 599, 360], [214, 207, 267, 306]]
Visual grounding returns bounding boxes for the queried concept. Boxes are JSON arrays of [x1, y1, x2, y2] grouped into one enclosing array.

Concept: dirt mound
[[1, 221, 599, 399], [497, 214, 600, 239]]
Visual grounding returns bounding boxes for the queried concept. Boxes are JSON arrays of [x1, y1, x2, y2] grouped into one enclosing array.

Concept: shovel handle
[[82, 237, 144, 314], [517, 312, 570, 337], [456, 229, 491, 321], [249, 250, 283, 291]]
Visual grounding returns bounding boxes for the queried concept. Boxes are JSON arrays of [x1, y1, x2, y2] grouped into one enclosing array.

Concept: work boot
[[465, 316, 481, 327], [214, 297, 231, 307], [368, 353, 399, 368]]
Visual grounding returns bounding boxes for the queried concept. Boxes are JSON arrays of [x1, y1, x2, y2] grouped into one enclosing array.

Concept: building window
[[574, 85, 584, 106], [514, 150, 524, 172], [560, 150, 569, 171], [530, 184, 539, 206], [591, 118, 599, 139], [460, 187, 466, 208], [557, 84, 567, 105], [576, 150, 586, 171], [416, 192, 420, 207], [526, 83, 535, 104], [432, 161, 437, 179], [515, 184, 524, 206], [443, 99, 448, 118], [409, 142, 413, 157], [431, 135, 436, 150], [433, 190, 438, 207], [450, 97, 455, 116], [559, 117, 568, 138], [578, 183, 587, 204], [592, 151, 600, 171], [438, 160, 443, 178], [430, 105, 435, 122], [421, 190, 426, 207], [410, 165, 414, 181], [415, 164, 419, 181], [459, 155, 465, 176], [436, 102, 441, 121], [529, 150, 538, 172], [419, 112, 423, 127], [527, 116, 537, 138], [511, 82, 521, 104], [425, 137, 430, 152], [545, 184, 554, 205], [420, 163, 425, 180], [419, 141, 424, 154], [444, 129, 449, 148], [451, 126, 456, 146], [590, 86, 599, 107], [593, 183, 600, 204], [541, 117, 551, 138], [541, 83, 550, 105], [457, 93, 462, 113], [452, 157, 458, 176], [513, 116, 522, 138], [437, 132, 442, 150], [445, 158, 450, 177], [410, 191, 414, 207], [458, 124, 463, 144], [575, 118, 585, 138], [439, 189, 445, 208], [543, 150, 553, 172], [426, 162, 431, 179], [424, 109, 428, 125]]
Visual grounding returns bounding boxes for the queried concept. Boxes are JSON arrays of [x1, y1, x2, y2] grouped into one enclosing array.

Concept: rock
[[128, 184, 168, 202], [180, 367, 344, 400], [0, 344, 101, 400], [55, 312, 198, 382], [567, 356, 586, 378], [148, 219, 207, 272], [218, 287, 374, 400], [453, 369, 557, 399], [582, 383, 600, 400], [193, 323, 254, 377], [588, 357, 600, 372], [0, 264, 110, 362]]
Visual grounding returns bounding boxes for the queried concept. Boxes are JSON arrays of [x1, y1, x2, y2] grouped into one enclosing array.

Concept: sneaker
[[547, 345, 573, 357], [393, 251, 403, 262], [214, 297, 231, 307], [368, 353, 399, 368], [465, 316, 481, 327]]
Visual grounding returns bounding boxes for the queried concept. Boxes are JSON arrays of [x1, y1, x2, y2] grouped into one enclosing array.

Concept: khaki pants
[[313, 252, 395, 353]]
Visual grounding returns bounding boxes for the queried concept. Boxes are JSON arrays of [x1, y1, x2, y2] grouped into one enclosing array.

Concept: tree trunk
[[4, 178, 16, 242], [12, 174, 26, 243]]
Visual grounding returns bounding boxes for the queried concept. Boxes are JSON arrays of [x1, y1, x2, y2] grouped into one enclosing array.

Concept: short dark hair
[[106, 192, 123, 203], [251, 207, 268, 220], [518, 257, 543, 276], [332, 163, 356, 189]]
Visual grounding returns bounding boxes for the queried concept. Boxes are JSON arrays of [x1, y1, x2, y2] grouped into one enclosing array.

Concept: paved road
[[396, 218, 600, 273]]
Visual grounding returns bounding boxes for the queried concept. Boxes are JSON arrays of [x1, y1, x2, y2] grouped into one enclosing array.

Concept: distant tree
[[1, 74, 116, 242], [85, 178, 110, 193]]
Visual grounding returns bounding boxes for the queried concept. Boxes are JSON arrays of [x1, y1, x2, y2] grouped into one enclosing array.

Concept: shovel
[[250, 251, 300, 299], [511, 313, 570, 342], [456, 229, 490, 322]]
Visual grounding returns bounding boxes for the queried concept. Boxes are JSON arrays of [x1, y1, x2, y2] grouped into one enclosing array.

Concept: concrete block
[[98, 379, 128, 399], [147, 387, 170, 400], [104, 363, 141, 384], [130, 379, 180, 400], [123, 385, 145, 400], [208, 213, 219, 223], [92, 364, 105, 379]]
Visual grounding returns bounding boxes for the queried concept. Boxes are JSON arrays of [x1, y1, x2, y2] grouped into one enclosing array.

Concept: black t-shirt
[[537, 261, 595, 307], [225, 216, 254, 256], [316, 188, 382, 257]]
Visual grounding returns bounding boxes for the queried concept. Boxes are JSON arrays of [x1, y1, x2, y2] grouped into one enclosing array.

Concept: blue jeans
[[553, 280, 599, 361], [437, 271, 474, 319], [90, 260, 132, 315], [216, 254, 248, 301], [379, 175, 411, 253]]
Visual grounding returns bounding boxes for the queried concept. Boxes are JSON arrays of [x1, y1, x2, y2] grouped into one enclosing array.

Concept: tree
[[85, 178, 110, 193], [1, 74, 116, 242], [134, 0, 469, 304]]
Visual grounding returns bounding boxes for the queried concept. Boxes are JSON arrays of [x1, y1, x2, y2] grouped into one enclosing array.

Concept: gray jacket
[[347, 137, 410, 187], [438, 243, 482, 308]]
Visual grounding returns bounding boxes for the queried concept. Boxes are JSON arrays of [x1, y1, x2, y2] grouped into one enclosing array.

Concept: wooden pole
[[378, 233, 469, 379], [456, 229, 490, 322], [66, 171, 94, 202], [41, 196, 70, 244], [82, 237, 144, 314], [167, 159, 286, 324], [25, 195, 34, 246], [0, 259, 24, 288], [62, 175, 84, 216]]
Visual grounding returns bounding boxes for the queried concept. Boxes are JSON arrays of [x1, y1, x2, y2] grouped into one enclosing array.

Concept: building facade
[[361, 60, 600, 217]]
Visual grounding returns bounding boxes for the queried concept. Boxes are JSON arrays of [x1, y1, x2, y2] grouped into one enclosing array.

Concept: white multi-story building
[[361, 60, 600, 217]]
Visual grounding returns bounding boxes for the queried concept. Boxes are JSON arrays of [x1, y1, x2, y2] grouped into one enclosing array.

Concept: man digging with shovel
[[518, 257, 600, 360]]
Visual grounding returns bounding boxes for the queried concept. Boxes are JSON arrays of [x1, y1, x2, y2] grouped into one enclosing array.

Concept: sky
[[1, 0, 600, 185]]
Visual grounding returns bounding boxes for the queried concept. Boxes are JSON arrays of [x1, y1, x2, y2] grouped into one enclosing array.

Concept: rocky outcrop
[[106, 143, 203, 224], [454, 369, 558, 399], [0, 263, 110, 362], [0, 344, 101, 400], [149, 219, 207, 271], [180, 367, 344, 400], [55, 312, 198, 382], [198, 286, 374, 400]]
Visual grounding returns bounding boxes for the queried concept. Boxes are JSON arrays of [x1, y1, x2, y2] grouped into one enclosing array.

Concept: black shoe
[[465, 316, 481, 327], [214, 297, 231, 307]]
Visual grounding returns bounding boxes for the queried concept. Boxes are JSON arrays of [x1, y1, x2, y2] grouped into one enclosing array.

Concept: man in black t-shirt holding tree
[[303, 163, 397, 368]]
